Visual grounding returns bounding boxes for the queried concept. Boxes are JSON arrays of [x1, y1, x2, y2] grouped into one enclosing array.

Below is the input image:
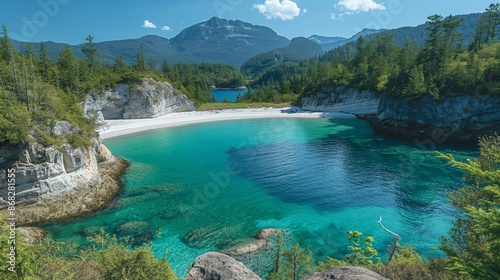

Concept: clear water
[[211, 89, 247, 102], [42, 117, 476, 277]]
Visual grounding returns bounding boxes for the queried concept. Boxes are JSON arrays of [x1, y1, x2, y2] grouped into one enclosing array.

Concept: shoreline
[[99, 108, 353, 140]]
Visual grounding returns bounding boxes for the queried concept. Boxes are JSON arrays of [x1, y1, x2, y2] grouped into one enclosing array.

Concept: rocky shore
[[368, 94, 500, 143], [0, 133, 128, 225]]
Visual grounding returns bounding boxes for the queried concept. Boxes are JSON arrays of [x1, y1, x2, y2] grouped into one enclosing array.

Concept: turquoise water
[[43, 117, 476, 277], [211, 89, 247, 102]]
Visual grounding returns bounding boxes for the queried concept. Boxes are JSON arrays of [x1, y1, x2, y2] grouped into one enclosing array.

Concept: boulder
[[184, 252, 260, 280], [301, 266, 389, 280]]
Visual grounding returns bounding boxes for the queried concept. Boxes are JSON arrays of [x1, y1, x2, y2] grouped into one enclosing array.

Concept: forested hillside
[[0, 26, 247, 146], [242, 5, 500, 103]]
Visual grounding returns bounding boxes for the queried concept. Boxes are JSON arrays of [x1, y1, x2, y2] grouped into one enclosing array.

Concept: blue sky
[[0, 0, 494, 44]]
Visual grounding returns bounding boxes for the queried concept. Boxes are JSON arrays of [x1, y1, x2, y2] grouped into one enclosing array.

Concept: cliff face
[[0, 122, 128, 225], [372, 94, 500, 142], [85, 78, 195, 121], [301, 87, 380, 114]]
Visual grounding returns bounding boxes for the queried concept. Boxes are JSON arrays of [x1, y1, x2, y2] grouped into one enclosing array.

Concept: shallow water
[[43, 117, 476, 277]]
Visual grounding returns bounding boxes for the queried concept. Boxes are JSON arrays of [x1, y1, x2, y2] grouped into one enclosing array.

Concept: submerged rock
[[116, 221, 149, 236], [223, 228, 279, 256], [301, 266, 389, 280], [184, 252, 260, 280]]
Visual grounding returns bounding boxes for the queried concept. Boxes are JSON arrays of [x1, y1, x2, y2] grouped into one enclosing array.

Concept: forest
[[243, 4, 500, 103]]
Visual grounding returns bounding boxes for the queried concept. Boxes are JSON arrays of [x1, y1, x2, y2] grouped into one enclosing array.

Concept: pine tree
[[81, 35, 98, 75], [438, 136, 500, 279]]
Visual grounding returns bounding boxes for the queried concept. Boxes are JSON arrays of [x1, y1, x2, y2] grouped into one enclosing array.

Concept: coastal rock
[[16, 227, 47, 244], [84, 78, 195, 120], [371, 94, 500, 142], [184, 252, 260, 280], [0, 136, 128, 225], [301, 87, 380, 114], [301, 266, 389, 280]]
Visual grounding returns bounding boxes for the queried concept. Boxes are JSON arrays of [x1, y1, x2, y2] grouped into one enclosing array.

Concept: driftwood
[[378, 216, 400, 265]]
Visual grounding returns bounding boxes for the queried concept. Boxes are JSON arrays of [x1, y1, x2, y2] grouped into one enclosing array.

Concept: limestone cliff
[[0, 122, 128, 225], [85, 78, 195, 121], [301, 87, 380, 114], [371, 94, 500, 142]]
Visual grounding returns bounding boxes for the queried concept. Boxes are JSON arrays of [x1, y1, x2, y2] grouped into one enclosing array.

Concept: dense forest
[[242, 4, 500, 103]]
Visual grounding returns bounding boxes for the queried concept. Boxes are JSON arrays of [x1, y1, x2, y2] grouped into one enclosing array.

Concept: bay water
[[43, 117, 476, 277]]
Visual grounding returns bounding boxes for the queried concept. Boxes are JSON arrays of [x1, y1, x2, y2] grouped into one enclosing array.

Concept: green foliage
[[0, 91, 30, 144], [268, 242, 314, 280], [438, 135, 500, 279], [344, 230, 381, 266], [0, 214, 177, 279]]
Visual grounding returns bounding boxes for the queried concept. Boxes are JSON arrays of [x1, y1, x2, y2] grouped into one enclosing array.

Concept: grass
[[197, 102, 292, 111]]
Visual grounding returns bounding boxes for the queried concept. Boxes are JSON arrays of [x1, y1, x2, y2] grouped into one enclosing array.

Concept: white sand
[[98, 108, 352, 140]]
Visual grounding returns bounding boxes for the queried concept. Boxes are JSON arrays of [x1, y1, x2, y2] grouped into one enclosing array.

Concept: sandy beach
[[98, 108, 350, 140]]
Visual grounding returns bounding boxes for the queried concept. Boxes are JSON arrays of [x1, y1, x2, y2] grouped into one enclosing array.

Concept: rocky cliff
[[0, 121, 128, 225], [85, 78, 195, 121], [371, 93, 500, 142], [301, 87, 380, 114]]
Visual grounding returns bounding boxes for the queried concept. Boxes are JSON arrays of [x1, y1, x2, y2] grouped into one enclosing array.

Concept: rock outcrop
[[16, 227, 47, 244], [301, 266, 389, 280], [184, 252, 260, 280], [370, 93, 500, 142], [301, 87, 380, 114], [85, 78, 195, 121], [0, 122, 128, 225]]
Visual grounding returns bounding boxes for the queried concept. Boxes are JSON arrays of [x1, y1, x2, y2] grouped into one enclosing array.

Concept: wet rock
[[223, 228, 279, 256], [116, 221, 149, 236]]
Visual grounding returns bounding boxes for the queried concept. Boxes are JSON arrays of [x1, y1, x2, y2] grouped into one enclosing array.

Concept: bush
[[0, 214, 177, 279]]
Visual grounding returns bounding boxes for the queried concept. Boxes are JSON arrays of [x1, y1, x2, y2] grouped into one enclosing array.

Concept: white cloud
[[161, 26, 171, 31], [302, 8, 308, 15], [331, 0, 385, 20], [336, 0, 385, 12], [253, 0, 301, 21], [142, 20, 157, 28]]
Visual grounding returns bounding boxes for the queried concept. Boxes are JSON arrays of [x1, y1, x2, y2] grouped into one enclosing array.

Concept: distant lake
[[211, 89, 248, 102]]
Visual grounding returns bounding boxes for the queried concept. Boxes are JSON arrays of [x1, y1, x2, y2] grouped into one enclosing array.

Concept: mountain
[[241, 37, 324, 75], [11, 17, 290, 68], [310, 28, 383, 51], [169, 17, 290, 67], [363, 13, 482, 47], [308, 35, 346, 45]]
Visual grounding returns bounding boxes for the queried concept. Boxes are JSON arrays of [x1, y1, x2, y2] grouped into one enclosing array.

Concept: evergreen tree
[[81, 35, 98, 75], [134, 44, 147, 73], [438, 136, 500, 279]]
